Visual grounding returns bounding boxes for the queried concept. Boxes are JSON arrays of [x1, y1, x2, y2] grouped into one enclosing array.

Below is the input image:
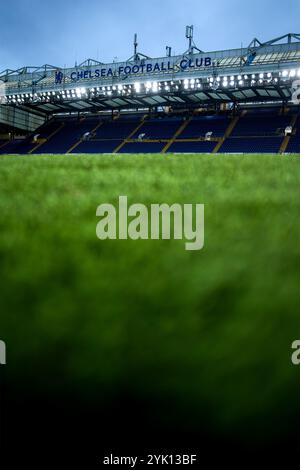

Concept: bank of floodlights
[[3, 67, 300, 105]]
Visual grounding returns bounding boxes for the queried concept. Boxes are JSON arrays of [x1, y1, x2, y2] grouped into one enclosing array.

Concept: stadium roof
[[1, 32, 300, 115]]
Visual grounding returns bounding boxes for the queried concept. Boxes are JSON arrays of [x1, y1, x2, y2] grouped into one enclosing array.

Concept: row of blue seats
[[1, 111, 299, 155], [93, 116, 230, 140], [72, 138, 282, 153], [73, 140, 216, 153], [34, 120, 99, 154], [0, 137, 289, 154], [232, 114, 291, 137], [0, 120, 65, 154], [220, 137, 282, 153], [2, 115, 230, 154]]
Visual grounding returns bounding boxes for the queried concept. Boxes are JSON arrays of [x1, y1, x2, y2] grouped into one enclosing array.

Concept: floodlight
[[152, 82, 158, 92], [134, 82, 141, 92]]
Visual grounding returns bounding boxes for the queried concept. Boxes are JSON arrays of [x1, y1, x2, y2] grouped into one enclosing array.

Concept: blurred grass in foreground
[[0, 153, 300, 443]]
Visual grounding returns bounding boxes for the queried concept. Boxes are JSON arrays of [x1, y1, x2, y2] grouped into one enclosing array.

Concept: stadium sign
[[55, 57, 212, 84]]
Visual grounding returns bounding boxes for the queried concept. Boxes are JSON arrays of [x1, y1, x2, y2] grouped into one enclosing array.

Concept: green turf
[[1, 153, 300, 442]]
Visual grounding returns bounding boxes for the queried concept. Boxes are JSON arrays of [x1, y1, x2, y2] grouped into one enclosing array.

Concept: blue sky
[[1, 0, 299, 70]]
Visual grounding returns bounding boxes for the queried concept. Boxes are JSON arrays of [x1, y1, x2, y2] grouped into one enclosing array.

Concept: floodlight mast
[[127, 33, 151, 62], [134, 33, 138, 61], [186, 26, 193, 52], [184, 25, 204, 55]]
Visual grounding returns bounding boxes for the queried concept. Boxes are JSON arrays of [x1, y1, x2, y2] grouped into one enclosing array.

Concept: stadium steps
[[161, 118, 192, 153], [0, 140, 10, 151], [279, 114, 298, 154], [113, 115, 146, 153], [66, 121, 104, 154], [29, 122, 65, 154], [213, 114, 243, 153]]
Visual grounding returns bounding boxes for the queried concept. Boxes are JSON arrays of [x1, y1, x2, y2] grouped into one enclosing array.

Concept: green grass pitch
[[1, 152, 300, 444]]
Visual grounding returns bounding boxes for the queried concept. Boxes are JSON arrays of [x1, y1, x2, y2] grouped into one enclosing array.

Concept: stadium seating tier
[[1, 107, 299, 155]]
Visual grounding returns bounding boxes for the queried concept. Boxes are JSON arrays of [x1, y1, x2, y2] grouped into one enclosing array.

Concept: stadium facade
[[1, 29, 300, 154]]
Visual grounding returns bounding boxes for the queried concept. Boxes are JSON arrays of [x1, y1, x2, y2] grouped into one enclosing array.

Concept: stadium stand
[[34, 118, 99, 154], [219, 136, 283, 153], [1, 31, 300, 155], [131, 117, 183, 139], [217, 109, 289, 153], [72, 116, 143, 153], [75, 139, 122, 153], [0, 139, 21, 154], [178, 115, 230, 139], [96, 117, 143, 139], [231, 113, 291, 137], [1, 106, 300, 155]]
